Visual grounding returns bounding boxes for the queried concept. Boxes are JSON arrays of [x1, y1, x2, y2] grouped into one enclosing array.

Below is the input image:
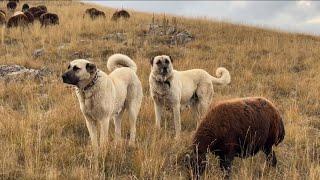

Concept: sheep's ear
[[150, 56, 154, 66], [169, 55, 173, 64], [86, 63, 97, 74]]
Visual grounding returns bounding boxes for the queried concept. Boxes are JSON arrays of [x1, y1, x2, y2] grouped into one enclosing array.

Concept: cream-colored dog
[[62, 54, 143, 153], [149, 55, 231, 138]]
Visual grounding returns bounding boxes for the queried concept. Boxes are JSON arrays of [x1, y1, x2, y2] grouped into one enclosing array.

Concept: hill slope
[[1, 1, 320, 179]]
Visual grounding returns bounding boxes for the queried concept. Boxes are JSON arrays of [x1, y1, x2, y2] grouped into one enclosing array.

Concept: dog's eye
[[67, 65, 70, 69], [165, 59, 169, 64], [156, 61, 161, 65], [73, 66, 80, 71]]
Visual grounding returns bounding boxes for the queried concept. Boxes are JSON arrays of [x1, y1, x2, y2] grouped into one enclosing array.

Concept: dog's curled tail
[[107, 53, 137, 73], [211, 67, 231, 85]]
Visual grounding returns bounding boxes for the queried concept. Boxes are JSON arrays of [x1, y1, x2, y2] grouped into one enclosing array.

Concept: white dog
[[62, 54, 143, 153], [149, 55, 231, 138]]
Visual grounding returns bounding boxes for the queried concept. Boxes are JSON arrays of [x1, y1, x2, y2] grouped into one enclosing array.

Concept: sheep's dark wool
[[33, 10, 46, 20], [24, 11, 34, 24], [84, 8, 105, 19], [7, 14, 29, 28], [27, 7, 41, 15], [111, 10, 130, 21], [7, 1, 17, 10], [40, 13, 59, 27], [37, 5, 47, 12], [186, 97, 285, 179]]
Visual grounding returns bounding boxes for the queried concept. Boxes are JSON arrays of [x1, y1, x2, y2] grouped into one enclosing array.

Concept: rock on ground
[[102, 33, 127, 42], [33, 48, 45, 58], [146, 23, 194, 45], [0, 65, 50, 81]]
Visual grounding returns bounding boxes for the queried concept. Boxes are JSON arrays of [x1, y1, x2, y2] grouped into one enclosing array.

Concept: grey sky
[[88, 1, 320, 35]]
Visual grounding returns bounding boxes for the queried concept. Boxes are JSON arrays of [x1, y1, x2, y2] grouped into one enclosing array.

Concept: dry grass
[[0, 1, 320, 179]]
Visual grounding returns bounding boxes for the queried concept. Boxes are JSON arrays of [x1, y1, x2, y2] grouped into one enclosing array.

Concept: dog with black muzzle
[[149, 55, 231, 138], [62, 54, 143, 154]]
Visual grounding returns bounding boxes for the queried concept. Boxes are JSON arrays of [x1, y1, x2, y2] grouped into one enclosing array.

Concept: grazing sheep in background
[[84, 8, 105, 19], [37, 5, 47, 12], [183, 97, 285, 179], [7, 13, 29, 28], [0, 11, 5, 25], [27, 7, 42, 15], [23, 11, 34, 24], [40, 13, 59, 27], [22, 3, 29, 12], [33, 9, 46, 20], [111, 9, 130, 21], [7, 1, 17, 11], [6, 1, 16, 17]]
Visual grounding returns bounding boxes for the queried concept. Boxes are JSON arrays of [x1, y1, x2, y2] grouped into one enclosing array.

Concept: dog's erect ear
[[86, 63, 97, 74], [150, 57, 154, 66], [169, 55, 173, 64]]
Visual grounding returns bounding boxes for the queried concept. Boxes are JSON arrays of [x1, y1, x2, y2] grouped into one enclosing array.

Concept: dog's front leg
[[85, 119, 99, 155], [173, 104, 181, 139], [154, 102, 163, 129], [100, 116, 111, 148]]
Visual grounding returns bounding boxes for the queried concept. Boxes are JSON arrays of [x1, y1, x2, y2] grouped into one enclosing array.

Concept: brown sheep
[[40, 13, 59, 27], [84, 8, 105, 20], [27, 7, 41, 16], [7, 1, 17, 11], [37, 5, 47, 12], [7, 13, 29, 28], [23, 11, 34, 24], [0, 11, 5, 25], [111, 9, 130, 21], [32, 9, 46, 20], [183, 97, 285, 179]]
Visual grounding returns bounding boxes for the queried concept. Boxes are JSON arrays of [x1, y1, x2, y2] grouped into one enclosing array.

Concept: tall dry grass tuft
[[0, 1, 320, 179]]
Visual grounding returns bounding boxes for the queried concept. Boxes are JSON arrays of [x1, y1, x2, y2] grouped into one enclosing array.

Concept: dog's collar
[[83, 71, 99, 91], [153, 73, 173, 88], [156, 79, 171, 88], [163, 80, 171, 87]]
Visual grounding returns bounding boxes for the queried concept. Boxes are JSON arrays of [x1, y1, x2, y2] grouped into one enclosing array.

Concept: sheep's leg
[[264, 147, 277, 167], [219, 155, 233, 179]]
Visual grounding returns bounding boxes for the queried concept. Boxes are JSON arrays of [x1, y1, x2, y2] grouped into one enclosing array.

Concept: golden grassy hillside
[[1, 1, 320, 179]]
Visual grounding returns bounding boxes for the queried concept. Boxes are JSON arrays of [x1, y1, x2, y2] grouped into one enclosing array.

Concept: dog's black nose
[[62, 73, 67, 82], [162, 67, 168, 73]]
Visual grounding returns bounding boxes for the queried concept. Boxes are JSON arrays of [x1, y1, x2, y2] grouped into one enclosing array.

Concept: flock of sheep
[[84, 7, 130, 21], [0, 0, 59, 28], [0, 1, 131, 28]]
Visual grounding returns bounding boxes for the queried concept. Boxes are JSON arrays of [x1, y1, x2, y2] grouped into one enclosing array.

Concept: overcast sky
[[88, 1, 320, 35]]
